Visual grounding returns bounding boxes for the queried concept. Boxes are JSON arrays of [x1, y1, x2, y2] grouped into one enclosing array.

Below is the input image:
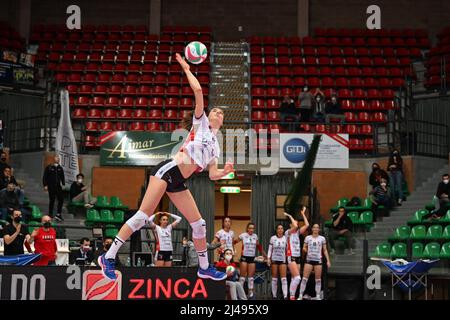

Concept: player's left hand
[[223, 162, 234, 174]]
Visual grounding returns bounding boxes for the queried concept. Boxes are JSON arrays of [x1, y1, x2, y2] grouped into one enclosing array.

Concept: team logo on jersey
[[82, 270, 122, 300]]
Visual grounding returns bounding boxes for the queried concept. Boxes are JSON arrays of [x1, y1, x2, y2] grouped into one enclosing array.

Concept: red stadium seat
[[66, 85, 78, 95], [150, 97, 164, 108], [360, 125, 373, 135], [251, 111, 266, 121], [307, 77, 321, 88], [373, 112, 387, 122], [348, 67, 362, 77], [381, 89, 395, 99], [353, 89, 366, 99], [108, 85, 123, 96], [345, 124, 358, 135], [115, 122, 128, 131], [99, 122, 114, 132], [362, 78, 378, 88], [135, 97, 149, 108], [84, 136, 97, 148], [125, 74, 139, 84], [267, 111, 280, 121], [91, 96, 106, 107], [103, 109, 117, 119], [180, 97, 194, 109], [165, 97, 179, 108], [139, 75, 153, 85], [367, 89, 381, 99], [349, 78, 363, 88], [266, 99, 279, 109], [93, 85, 108, 95], [148, 109, 163, 120], [341, 99, 352, 110], [344, 112, 357, 122], [337, 89, 351, 99], [266, 87, 280, 97], [251, 87, 266, 97], [147, 123, 162, 132], [130, 122, 146, 131], [334, 67, 347, 77], [121, 97, 134, 108], [87, 109, 102, 119], [122, 85, 137, 96], [166, 86, 180, 96], [355, 100, 367, 110], [358, 112, 371, 122], [164, 109, 179, 120], [252, 98, 265, 109], [321, 77, 335, 88], [72, 108, 87, 119], [335, 77, 348, 88], [118, 109, 133, 119], [315, 124, 327, 133], [152, 85, 165, 96], [134, 109, 147, 119], [378, 78, 392, 88]]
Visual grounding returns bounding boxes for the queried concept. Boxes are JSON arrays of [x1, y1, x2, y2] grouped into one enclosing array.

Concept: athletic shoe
[[54, 214, 63, 222], [98, 254, 117, 281], [397, 199, 403, 206], [303, 294, 311, 300], [197, 265, 227, 281], [84, 203, 94, 209], [297, 294, 303, 300], [290, 296, 296, 300], [312, 296, 322, 300]]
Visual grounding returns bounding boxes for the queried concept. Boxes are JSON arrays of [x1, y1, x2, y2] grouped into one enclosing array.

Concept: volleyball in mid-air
[[226, 265, 235, 275], [184, 41, 208, 64]]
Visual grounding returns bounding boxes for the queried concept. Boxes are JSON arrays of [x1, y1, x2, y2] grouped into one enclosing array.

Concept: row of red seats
[[84, 121, 172, 132], [251, 65, 410, 77], [33, 24, 148, 34], [0, 21, 25, 51], [70, 96, 206, 109], [74, 108, 189, 120], [251, 98, 396, 111], [251, 55, 412, 67], [253, 123, 375, 135], [54, 72, 207, 85], [251, 46, 421, 58], [67, 84, 204, 97], [50, 62, 210, 76], [162, 26, 212, 35], [32, 33, 211, 45], [249, 36, 429, 48], [314, 28, 428, 39], [251, 76, 405, 88], [251, 111, 387, 122], [425, 26, 450, 88]]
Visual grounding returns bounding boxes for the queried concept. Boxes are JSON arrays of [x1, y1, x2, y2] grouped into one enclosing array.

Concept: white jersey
[[304, 235, 326, 263], [181, 113, 220, 172], [154, 224, 174, 252], [285, 229, 302, 258], [215, 229, 235, 253], [239, 232, 259, 257], [268, 235, 287, 262]]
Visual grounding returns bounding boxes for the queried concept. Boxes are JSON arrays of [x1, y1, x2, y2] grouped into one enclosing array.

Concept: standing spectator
[[298, 85, 314, 122], [0, 166, 25, 205], [371, 178, 393, 210], [3, 210, 31, 256], [312, 88, 326, 122], [0, 151, 9, 173], [215, 249, 248, 300], [387, 149, 404, 205], [434, 174, 450, 219], [328, 207, 355, 255], [70, 173, 97, 208], [94, 237, 122, 267], [30, 215, 57, 266], [43, 155, 65, 221], [369, 162, 389, 189], [280, 95, 299, 131], [0, 183, 21, 221], [70, 237, 94, 265], [324, 94, 344, 123], [182, 236, 221, 267]]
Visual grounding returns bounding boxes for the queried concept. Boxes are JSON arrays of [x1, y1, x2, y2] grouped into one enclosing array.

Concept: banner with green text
[[99, 131, 184, 166]]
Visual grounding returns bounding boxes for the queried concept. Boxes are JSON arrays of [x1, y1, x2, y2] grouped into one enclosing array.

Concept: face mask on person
[[77, 179, 83, 184], [303, 87, 308, 92], [43, 222, 51, 228], [104, 243, 112, 250], [444, 179, 449, 184], [54, 163, 59, 167], [1, 157, 6, 162], [224, 254, 233, 262], [82, 245, 91, 252], [316, 96, 321, 102], [381, 183, 387, 187], [14, 216, 22, 223]]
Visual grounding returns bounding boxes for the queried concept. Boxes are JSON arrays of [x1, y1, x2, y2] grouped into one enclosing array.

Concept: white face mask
[[54, 163, 59, 166], [77, 179, 83, 184], [381, 183, 387, 187], [224, 254, 232, 262], [444, 179, 449, 184]]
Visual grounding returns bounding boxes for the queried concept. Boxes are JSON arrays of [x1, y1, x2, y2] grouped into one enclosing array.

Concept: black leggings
[[48, 189, 64, 216]]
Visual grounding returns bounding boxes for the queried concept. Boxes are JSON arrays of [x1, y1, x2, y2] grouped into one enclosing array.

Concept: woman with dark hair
[[235, 222, 267, 298], [284, 206, 309, 300], [149, 212, 182, 267], [387, 149, 404, 205], [99, 53, 234, 281], [213, 217, 236, 256], [267, 224, 288, 299], [298, 223, 331, 300], [215, 248, 247, 300], [369, 162, 389, 188]]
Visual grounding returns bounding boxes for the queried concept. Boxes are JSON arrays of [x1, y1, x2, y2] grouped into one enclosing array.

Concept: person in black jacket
[[70, 237, 95, 265], [0, 183, 20, 220], [328, 207, 355, 255], [435, 174, 450, 218], [280, 95, 299, 131], [369, 163, 389, 189], [0, 166, 25, 206], [70, 173, 97, 208], [43, 155, 65, 221]]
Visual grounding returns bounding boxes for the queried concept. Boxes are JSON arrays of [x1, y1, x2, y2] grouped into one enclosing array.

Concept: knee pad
[[190, 218, 206, 240], [126, 210, 149, 232]]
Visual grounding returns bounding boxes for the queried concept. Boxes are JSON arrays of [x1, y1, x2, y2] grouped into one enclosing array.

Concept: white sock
[[315, 279, 322, 298], [197, 250, 209, 270], [248, 277, 254, 291], [281, 277, 288, 298], [271, 278, 278, 298], [105, 236, 124, 260], [239, 276, 246, 286], [290, 276, 301, 298], [299, 277, 308, 295]]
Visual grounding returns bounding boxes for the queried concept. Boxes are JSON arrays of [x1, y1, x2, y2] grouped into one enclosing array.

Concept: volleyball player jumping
[[99, 53, 234, 281]]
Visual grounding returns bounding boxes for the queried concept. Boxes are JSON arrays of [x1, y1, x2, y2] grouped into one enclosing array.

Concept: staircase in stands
[[329, 164, 449, 274], [210, 42, 250, 131]]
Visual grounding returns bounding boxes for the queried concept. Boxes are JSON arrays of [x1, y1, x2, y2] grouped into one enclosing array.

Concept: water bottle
[[126, 257, 131, 267], [137, 257, 142, 267]]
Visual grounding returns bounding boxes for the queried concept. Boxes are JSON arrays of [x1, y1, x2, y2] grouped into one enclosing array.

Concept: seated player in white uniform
[[284, 206, 310, 300], [149, 212, 182, 267], [298, 224, 331, 300], [235, 222, 267, 298], [267, 224, 288, 299]]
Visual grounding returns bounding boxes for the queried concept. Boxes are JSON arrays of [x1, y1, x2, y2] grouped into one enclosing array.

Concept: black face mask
[[43, 222, 51, 228], [1, 157, 6, 161], [14, 216, 22, 223], [104, 243, 112, 250], [372, 167, 379, 171]]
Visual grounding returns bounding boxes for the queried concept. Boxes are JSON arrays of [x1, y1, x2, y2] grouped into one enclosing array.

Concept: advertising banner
[[0, 266, 224, 300], [99, 131, 183, 166], [280, 133, 349, 169]]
